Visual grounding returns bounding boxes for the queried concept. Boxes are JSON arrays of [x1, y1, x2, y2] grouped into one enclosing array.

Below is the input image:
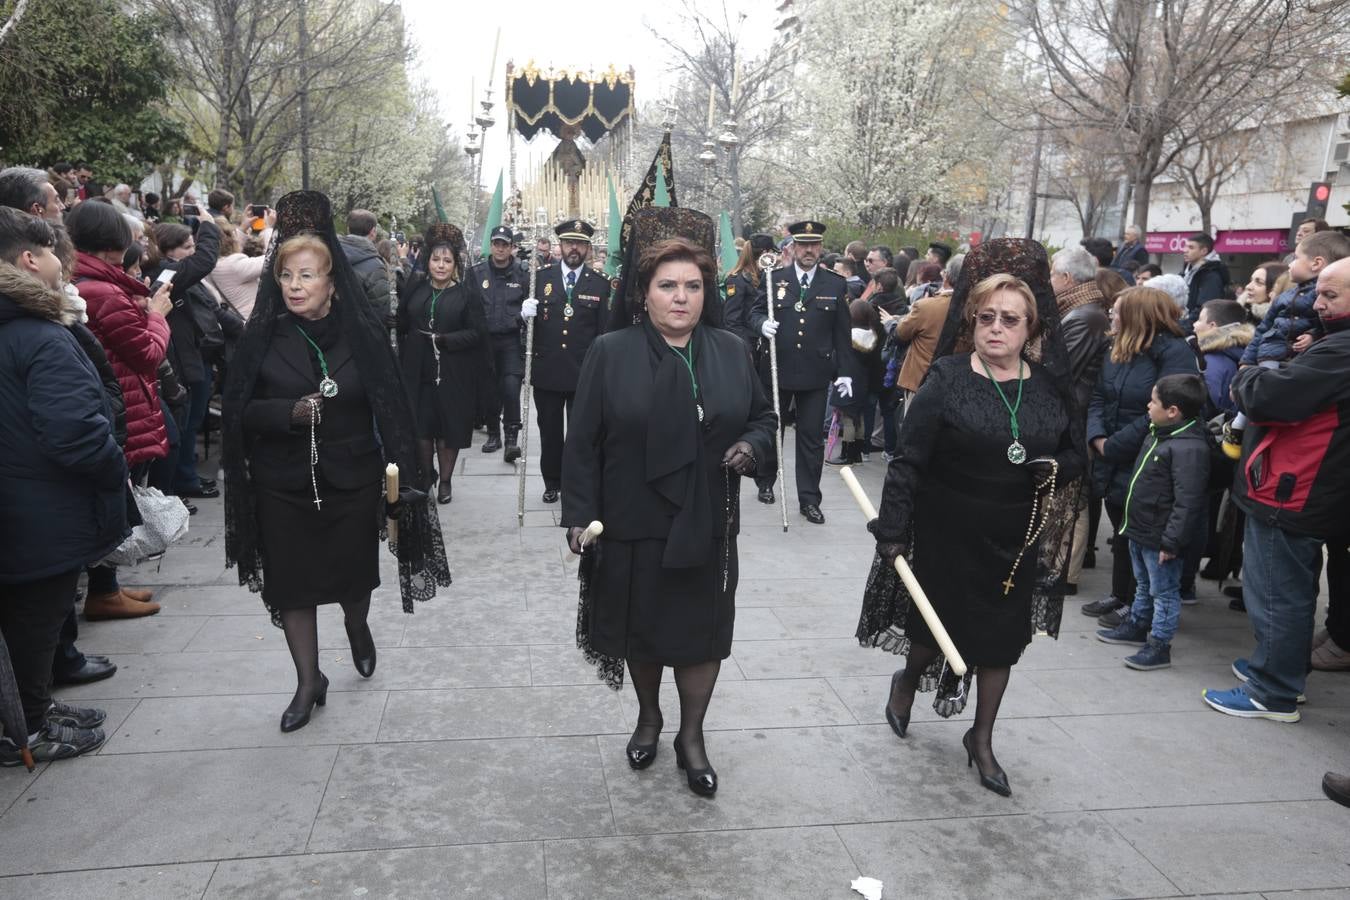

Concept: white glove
[[760, 319, 779, 338], [521, 297, 539, 319], [833, 376, 854, 399]]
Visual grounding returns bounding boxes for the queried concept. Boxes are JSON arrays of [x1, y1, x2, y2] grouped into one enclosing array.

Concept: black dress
[[562, 324, 777, 666], [397, 275, 487, 448], [875, 354, 1080, 666], [241, 312, 384, 610]]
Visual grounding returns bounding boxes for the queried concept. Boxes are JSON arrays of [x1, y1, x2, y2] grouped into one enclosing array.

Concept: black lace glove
[[290, 393, 322, 425], [567, 525, 586, 556], [385, 485, 428, 519], [721, 440, 757, 475], [1025, 456, 1059, 487], [877, 541, 907, 566]]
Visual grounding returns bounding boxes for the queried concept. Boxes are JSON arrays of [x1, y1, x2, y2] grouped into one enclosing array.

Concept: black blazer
[[530, 263, 612, 393], [242, 316, 384, 491], [561, 326, 777, 540], [749, 265, 852, 391], [721, 270, 761, 348]]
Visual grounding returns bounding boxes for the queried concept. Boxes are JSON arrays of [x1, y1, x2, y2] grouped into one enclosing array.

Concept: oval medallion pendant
[[319, 376, 339, 399], [1007, 440, 1026, 465]]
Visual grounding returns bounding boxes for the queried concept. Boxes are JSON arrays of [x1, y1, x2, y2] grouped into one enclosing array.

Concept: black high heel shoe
[[673, 737, 717, 797], [626, 715, 663, 770], [885, 669, 910, 739], [962, 728, 1011, 797], [437, 480, 453, 504], [345, 619, 376, 678], [280, 673, 328, 733]]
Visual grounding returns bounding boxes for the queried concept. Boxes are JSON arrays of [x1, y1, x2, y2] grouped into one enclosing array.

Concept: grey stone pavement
[[2, 423, 1348, 900]]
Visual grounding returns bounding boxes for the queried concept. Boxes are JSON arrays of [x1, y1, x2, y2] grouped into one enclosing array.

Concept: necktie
[[800, 273, 809, 291], [566, 270, 577, 299]]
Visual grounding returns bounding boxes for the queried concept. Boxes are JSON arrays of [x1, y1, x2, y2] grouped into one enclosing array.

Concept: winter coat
[[60, 282, 127, 447], [208, 252, 267, 320], [1086, 331, 1198, 506], [1231, 324, 1350, 540], [833, 327, 883, 413], [895, 292, 951, 392], [1118, 418, 1211, 555], [0, 263, 129, 583], [74, 252, 171, 465], [1058, 282, 1110, 415], [338, 234, 394, 317], [1111, 241, 1150, 270], [1182, 255, 1230, 322], [1240, 280, 1321, 365], [1198, 321, 1253, 415]]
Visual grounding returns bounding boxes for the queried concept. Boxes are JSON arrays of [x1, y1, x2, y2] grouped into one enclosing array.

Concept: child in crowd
[[1097, 374, 1211, 670], [1193, 299, 1253, 417], [1223, 233, 1343, 456], [827, 299, 884, 466]]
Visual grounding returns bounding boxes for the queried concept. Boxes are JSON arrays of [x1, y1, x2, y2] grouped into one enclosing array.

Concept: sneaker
[[1311, 638, 1350, 671], [1124, 637, 1171, 670], [1081, 596, 1124, 617], [1231, 658, 1306, 704], [0, 722, 106, 767], [1312, 628, 1330, 651], [1098, 607, 1128, 628], [1097, 619, 1149, 646], [1180, 590, 1199, 607], [47, 701, 106, 729], [1202, 685, 1299, 722]]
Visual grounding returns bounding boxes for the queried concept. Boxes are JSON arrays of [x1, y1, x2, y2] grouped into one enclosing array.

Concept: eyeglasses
[[974, 311, 1026, 328], [279, 271, 322, 286]]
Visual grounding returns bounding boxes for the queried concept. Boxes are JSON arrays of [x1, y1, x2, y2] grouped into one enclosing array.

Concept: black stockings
[[887, 646, 1010, 775], [279, 596, 371, 703], [673, 660, 720, 770], [417, 438, 460, 491], [626, 659, 722, 769], [628, 660, 663, 746]]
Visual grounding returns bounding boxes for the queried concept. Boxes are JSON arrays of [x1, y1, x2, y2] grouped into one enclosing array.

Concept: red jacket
[[74, 252, 170, 466]]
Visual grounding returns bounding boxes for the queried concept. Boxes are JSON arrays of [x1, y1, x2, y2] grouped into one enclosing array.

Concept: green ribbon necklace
[[670, 341, 704, 423], [295, 324, 338, 398], [979, 355, 1025, 464]]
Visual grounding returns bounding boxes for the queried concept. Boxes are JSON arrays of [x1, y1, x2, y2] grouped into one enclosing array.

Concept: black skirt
[[256, 478, 380, 609], [587, 537, 738, 665]]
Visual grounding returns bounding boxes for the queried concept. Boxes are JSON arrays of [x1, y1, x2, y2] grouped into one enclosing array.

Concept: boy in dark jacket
[[1097, 374, 1211, 670]]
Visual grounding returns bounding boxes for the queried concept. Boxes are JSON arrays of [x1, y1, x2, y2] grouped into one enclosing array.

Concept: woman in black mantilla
[[397, 223, 488, 503], [858, 239, 1085, 797], [563, 209, 777, 797], [222, 191, 450, 733]]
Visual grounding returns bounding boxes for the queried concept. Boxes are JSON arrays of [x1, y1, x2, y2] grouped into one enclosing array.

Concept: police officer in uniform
[[522, 219, 611, 503], [749, 220, 852, 524], [469, 225, 529, 462]]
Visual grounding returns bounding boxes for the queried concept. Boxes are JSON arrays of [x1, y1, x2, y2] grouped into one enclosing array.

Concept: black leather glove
[[385, 485, 428, 519]]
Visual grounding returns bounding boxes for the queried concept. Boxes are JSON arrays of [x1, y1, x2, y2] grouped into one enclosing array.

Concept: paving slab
[[306, 737, 615, 851], [544, 825, 860, 899], [204, 843, 546, 899], [1099, 801, 1350, 895], [835, 811, 1179, 899], [0, 862, 217, 899], [0, 746, 335, 875], [377, 684, 627, 742]]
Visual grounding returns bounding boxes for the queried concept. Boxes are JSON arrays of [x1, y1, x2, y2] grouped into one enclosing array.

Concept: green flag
[[605, 176, 622, 277], [431, 185, 449, 223], [653, 159, 671, 208], [718, 211, 737, 276], [480, 171, 504, 257]]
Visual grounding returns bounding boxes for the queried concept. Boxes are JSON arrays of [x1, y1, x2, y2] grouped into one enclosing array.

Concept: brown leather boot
[[121, 587, 155, 603], [84, 590, 161, 620]]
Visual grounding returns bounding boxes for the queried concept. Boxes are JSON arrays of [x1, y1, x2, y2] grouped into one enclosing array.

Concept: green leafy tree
[[0, 0, 188, 183]]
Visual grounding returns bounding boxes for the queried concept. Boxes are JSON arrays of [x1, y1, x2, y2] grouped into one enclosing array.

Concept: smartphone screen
[[155, 269, 176, 286], [249, 204, 265, 217]]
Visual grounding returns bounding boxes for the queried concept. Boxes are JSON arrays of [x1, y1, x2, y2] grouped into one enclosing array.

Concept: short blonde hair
[[215, 217, 240, 256], [964, 273, 1039, 336], [272, 234, 332, 281]]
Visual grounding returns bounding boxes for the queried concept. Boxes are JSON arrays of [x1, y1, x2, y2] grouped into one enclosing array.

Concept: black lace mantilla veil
[[579, 206, 724, 689], [222, 191, 452, 626], [855, 238, 1087, 716]]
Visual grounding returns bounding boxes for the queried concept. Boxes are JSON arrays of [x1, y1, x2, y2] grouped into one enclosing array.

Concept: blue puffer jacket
[[1240, 280, 1321, 365], [1086, 331, 1199, 506], [0, 263, 128, 583]]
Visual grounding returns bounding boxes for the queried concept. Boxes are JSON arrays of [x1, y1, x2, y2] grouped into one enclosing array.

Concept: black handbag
[[184, 287, 225, 352]]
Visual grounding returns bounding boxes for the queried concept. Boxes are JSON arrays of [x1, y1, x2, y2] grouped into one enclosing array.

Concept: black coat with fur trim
[[0, 264, 128, 582]]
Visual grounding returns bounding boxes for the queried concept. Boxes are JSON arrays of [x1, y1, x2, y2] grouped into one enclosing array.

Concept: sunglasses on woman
[[974, 311, 1026, 328]]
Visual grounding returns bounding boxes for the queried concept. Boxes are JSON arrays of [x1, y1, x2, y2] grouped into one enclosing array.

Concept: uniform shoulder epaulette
[[815, 267, 846, 283]]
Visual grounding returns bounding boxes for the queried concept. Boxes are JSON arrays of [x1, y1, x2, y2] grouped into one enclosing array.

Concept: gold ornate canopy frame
[[505, 62, 636, 142]]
